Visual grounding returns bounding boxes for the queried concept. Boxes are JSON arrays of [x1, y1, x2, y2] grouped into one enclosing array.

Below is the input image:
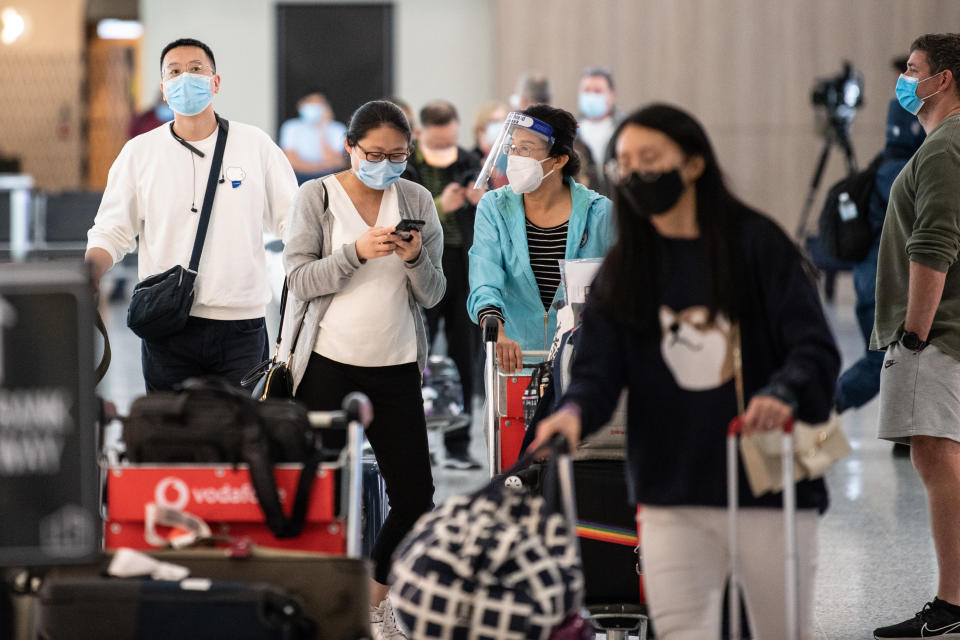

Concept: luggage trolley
[[482, 316, 549, 476], [104, 393, 373, 558], [26, 395, 376, 640]]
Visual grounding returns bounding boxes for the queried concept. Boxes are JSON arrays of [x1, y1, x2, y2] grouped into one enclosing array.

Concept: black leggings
[[295, 353, 435, 584]]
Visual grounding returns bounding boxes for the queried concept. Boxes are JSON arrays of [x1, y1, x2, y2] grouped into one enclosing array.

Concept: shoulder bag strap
[[731, 322, 745, 416], [285, 180, 329, 360], [187, 116, 229, 272]]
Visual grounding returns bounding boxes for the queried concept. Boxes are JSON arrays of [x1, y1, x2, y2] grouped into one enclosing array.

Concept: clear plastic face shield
[[473, 111, 555, 190]]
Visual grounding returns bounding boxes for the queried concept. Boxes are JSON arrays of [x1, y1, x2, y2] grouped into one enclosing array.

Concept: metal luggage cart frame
[[482, 316, 550, 476]]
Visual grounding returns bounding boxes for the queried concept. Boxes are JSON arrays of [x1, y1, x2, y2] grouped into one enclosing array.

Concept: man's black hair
[[420, 101, 459, 127], [582, 66, 615, 91], [160, 38, 216, 72]]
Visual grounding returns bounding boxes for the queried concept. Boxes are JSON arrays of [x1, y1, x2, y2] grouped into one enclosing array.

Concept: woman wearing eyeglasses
[[282, 100, 444, 638], [468, 104, 614, 373]]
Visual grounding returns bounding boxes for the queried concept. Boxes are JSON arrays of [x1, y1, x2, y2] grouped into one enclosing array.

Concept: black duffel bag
[[123, 378, 321, 539], [127, 117, 228, 340]]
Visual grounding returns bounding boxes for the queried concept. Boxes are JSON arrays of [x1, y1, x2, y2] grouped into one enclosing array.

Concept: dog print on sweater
[[659, 305, 734, 391]]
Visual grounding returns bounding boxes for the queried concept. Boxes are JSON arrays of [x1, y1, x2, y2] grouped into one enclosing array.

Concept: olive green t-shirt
[[871, 113, 960, 360]]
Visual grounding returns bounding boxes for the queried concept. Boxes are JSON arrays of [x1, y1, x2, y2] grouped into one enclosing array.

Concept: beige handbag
[[732, 324, 851, 496]]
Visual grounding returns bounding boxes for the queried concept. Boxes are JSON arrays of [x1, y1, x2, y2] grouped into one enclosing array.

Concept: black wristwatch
[[900, 331, 928, 352]]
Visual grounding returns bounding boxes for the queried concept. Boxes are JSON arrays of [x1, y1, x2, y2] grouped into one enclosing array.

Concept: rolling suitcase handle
[[307, 391, 373, 559], [483, 316, 499, 478], [726, 416, 798, 640]]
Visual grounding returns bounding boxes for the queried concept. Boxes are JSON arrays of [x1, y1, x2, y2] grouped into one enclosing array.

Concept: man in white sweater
[[85, 38, 298, 391]]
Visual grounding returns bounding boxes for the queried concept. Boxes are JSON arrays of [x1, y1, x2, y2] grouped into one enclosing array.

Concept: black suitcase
[[30, 551, 371, 640], [572, 460, 642, 606], [35, 577, 315, 639], [361, 455, 389, 558]]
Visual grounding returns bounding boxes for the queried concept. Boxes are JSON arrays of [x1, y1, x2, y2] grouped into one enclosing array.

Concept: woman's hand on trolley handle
[[529, 403, 582, 455], [496, 320, 523, 374], [740, 394, 793, 436]]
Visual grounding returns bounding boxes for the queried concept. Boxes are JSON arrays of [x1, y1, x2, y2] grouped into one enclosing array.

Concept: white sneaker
[[374, 598, 408, 640], [369, 601, 387, 640]]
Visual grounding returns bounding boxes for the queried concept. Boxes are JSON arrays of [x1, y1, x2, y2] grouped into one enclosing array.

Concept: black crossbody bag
[[127, 117, 229, 340]]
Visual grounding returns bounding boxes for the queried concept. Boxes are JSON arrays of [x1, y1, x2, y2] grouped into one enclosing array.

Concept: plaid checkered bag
[[390, 443, 583, 640]]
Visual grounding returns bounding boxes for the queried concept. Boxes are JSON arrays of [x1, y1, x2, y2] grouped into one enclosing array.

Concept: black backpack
[[817, 154, 884, 262]]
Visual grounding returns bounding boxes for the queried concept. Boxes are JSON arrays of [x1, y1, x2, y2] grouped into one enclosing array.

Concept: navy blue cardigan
[[563, 210, 840, 512]]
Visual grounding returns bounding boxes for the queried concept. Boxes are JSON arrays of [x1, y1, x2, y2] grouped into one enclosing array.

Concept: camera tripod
[[795, 117, 858, 301], [795, 117, 858, 240]]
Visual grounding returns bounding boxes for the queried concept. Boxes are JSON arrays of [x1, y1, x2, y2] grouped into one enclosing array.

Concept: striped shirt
[[527, 218, 569, 311], [476, 218, 570, 328]]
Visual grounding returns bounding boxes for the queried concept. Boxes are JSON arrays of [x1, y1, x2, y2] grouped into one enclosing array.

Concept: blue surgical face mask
[[895, 72, 942, 116], [484, 121, 502, 146], [299, 103, 325, 124], [163, 73, 214, 116], [155, 103, 174, 121], [579, 91, 608, 119], [355, 154, 406, 190]]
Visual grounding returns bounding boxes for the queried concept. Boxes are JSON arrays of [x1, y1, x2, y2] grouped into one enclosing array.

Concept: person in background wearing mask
[[128, 93, 174, 138], [282, 100, 444, 640], [86, 38, 298, 391], [578, 67, 623, 195], [834, 63, 925, 429], [472, 102, 509, 190], [872, 33, 960, 640], [468, 105, 613, 370], [472, 101, 509, 161], [531, 104, 839, 639], [403, 100, 485, 470], [279, 90, 347, 182]]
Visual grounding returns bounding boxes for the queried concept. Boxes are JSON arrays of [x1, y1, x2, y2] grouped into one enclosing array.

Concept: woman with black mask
[[530, 104, 840, 639]]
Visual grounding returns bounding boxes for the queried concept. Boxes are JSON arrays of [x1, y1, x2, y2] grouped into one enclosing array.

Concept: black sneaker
[[874, 599, 960, 638]]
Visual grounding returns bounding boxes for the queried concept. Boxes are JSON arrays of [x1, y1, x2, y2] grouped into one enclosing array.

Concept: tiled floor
[[96, 271, 936, 639]]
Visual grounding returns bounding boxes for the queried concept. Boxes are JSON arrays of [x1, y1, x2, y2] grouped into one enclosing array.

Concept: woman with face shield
[[529, 104, 840, 639], [282, 100, 445, 639], [467, 105, 614, 372]]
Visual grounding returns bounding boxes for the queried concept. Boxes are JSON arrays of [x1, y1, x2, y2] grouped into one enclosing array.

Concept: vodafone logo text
[[153, 476, 286, 509]]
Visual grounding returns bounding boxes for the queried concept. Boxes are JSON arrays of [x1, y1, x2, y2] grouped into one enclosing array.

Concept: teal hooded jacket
[[467, 178, 614, 351]]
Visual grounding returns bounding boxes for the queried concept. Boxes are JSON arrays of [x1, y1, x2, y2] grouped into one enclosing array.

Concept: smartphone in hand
[[394, 218, 425, 241]]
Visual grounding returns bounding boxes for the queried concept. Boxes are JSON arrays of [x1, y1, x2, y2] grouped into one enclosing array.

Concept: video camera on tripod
[[795, 61, 865, 242], [811, 61, 865, 127]]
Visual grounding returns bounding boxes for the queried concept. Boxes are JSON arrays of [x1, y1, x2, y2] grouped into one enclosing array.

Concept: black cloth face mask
[[616, 169, 685, 218]]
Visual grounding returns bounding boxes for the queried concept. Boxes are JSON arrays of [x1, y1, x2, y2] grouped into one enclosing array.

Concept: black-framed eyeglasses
[[355, 142, 409, 164]]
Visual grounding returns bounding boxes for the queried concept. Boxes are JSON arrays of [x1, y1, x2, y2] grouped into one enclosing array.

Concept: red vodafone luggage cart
[[482, 316, 549, 476], [34, 394, 375, 640], [726, 416, 800, 640], [105, 393, 372, 558]]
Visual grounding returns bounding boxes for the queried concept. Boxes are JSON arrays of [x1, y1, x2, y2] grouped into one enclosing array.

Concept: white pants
[[641, 505, 819, 640]]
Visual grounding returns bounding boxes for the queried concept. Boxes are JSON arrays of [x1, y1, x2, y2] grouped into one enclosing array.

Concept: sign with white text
[[0, 262, 99, 566]]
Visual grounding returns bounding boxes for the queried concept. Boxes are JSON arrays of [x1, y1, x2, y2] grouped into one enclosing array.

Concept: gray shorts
[[877, 341, 960, 444]]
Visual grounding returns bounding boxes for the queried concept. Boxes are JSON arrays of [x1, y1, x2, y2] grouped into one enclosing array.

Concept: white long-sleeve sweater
[[87, 119, 298, 320]]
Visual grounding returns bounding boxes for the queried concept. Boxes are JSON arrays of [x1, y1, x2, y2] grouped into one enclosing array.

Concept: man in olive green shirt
[[872, 33, 960, 640]]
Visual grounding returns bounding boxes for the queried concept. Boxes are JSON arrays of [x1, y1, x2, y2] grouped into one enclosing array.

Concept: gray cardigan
[[282, 175, 446, 393]]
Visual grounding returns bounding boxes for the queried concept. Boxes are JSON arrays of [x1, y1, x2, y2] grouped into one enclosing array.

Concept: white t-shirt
[[87, 119, 298, 320], [313, 175, 417, 367], [579, 116, 616, 167]]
